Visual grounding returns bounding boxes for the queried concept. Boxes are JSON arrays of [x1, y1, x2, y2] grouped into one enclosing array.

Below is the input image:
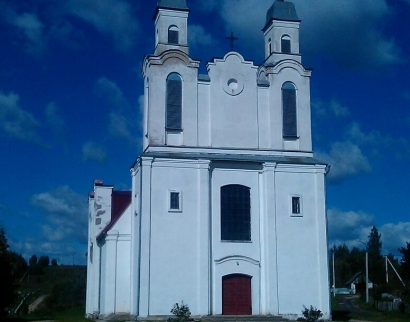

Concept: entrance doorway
[[222, 274, 252, 315]]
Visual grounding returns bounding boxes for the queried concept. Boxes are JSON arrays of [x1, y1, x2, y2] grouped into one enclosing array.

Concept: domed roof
[[264, 0, 300, 27], [157, 0, 189, 10]]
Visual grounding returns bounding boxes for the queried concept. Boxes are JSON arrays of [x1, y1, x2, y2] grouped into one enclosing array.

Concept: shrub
[[169, 302, 191, 321], [300, 305, 323, 322]]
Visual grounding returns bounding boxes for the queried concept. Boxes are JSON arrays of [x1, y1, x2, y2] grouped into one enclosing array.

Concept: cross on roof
[[226, 31, 238, 50]]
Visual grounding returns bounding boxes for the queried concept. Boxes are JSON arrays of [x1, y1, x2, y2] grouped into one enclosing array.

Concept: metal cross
[[226, 31, 238, 50]]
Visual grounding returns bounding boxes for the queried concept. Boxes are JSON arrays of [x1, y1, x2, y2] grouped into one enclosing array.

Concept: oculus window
[[168, 26, 179, 44], [221, 184, 251, 241], [166, 73, 182, 130], [282, 82, 297, 138]]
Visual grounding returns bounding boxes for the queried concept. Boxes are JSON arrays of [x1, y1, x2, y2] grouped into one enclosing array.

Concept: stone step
[[200, 315, 289, 322]]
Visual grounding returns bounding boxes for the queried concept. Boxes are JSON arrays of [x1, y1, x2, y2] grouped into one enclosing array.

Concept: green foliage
[[38, 255, 50, 267], [9, 251, 28, 279], [28, 255, 37, 266], [0, 227, 17, 317], [51, 258, 58, 266], [398, 242, 410, 282], [169, 302, 191, 322], [300, 305, 323, 322], [367, 226, 382, 258]]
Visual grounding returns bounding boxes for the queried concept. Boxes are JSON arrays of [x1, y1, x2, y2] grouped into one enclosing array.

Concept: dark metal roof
[[157, 0, 189, 10], [263, 0, 300, 31], [141, 151, 326, 166]]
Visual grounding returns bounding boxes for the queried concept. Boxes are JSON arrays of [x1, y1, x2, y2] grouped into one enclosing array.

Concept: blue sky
[[0, 0, 409, 265]]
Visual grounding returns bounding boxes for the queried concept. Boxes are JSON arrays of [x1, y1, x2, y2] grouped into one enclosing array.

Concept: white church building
[[86, 0, 331, 320]]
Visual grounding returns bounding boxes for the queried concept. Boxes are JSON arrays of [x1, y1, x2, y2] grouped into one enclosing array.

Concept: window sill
[[221, 240, 252, 243]]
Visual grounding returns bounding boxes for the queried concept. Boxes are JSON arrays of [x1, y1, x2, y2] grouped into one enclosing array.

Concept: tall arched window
[[282, 82, 297, 138], [281, 35, 291, 54], [221, 184, 251, 241], [268, 38, 272, 55], [166, 73, 182, 130], [168, 25, 179, 44]]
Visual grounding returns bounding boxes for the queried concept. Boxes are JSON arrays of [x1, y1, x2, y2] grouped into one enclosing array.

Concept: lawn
[[1, 306, 90, 322]]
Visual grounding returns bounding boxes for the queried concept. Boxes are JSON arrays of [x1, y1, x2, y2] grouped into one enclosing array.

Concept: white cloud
[[94, 77, 139, 144], [328, 208, 410, 256], [63, 0, 140, 52], [31, 185, 88, 243], [313, 99, 350, 118], [3, 7, 46, 56], [45, 102, 65, 132], [212, 0, 402, 69], [328, 208, 374, 246], [0, 91, 42, 142], [189, 24, 216, 48], [82, 141, 107, 163], [316, 141, 371, 183]]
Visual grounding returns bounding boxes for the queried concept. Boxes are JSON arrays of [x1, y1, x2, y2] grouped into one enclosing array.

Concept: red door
[[222, 274, 252, 315]]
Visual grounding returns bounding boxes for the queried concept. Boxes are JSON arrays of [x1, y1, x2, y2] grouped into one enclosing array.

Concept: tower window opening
[[168, 26, 179, 44], [281, 35, 291, 54]]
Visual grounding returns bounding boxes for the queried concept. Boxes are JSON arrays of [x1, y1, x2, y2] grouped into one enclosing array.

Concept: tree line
[[0, 227, 60, 316], [331, 226, 410, 301]]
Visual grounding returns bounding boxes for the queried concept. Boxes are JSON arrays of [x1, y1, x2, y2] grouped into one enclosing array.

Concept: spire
[[157, 0, 189, 10]]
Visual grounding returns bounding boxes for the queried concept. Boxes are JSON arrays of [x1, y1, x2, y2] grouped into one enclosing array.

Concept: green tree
[[9, 251, 28, 278], [38, 255, 50, 268], [51, 258, 58, 266], [0, 227, 17, 316], [367, 226, 384, 284], [398, 242, 410, 282], [29, 254, 38, 266]]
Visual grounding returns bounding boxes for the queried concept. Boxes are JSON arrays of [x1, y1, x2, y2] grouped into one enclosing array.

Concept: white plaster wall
[[147, 159, 206, 315], [144, 54, 198, 148], [207, 53, 259, 149], [267, 62, 312, 152], [85, 196, 95, 316], [155, 9, 189, 55], [211, 165, 261, 314], [273, 165, 330, 318]]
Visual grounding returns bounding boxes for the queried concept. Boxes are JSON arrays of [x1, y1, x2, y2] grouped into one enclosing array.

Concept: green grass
[[1, 306, 90, 322]]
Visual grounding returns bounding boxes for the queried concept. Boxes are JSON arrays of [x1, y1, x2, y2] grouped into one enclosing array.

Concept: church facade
[[86, 0, 331, 320]]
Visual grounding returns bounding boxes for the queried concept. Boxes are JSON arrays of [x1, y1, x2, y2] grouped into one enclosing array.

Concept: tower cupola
[[154, 0, 190, 56], [262, 0, 301, 65]]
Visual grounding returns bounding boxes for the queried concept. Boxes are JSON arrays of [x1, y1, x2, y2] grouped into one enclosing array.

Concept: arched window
[[221, 184, 251, 241], [281, 35, 291, 54], [268, 38, 272, 55], [282, 82, 297, 138], [166, 73, 182, 130], [168, 25, 179, 44]]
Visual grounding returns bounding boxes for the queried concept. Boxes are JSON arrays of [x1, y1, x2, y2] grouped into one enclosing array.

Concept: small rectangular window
[[168, 190, 182, 212], [291, 196, 301, 215]]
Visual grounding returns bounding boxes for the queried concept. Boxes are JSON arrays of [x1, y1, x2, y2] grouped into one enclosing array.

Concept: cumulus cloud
[[82, 141, 107, 163], [328, 208, 374, 246], [45, 102, 65, 133], [328, 208, 410, 256], [212, 0, 402, 69], [0, 91, 42, 142], [2, 6, 46, 56], [313, 99, 350, 118], [188, 25, 215, 48], [94, 77, 140, 144], [62, 0, 140, 52], [316, 141, 371, 183], [31, 186, 88, 243]]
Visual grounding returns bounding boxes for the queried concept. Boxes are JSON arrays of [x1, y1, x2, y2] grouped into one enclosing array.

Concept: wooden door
[[222, 274, 252, 315]]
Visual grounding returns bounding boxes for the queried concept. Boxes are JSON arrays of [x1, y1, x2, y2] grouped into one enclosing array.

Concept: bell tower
[[262, 0, 301, 65], [154, 0, 190, 55]]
